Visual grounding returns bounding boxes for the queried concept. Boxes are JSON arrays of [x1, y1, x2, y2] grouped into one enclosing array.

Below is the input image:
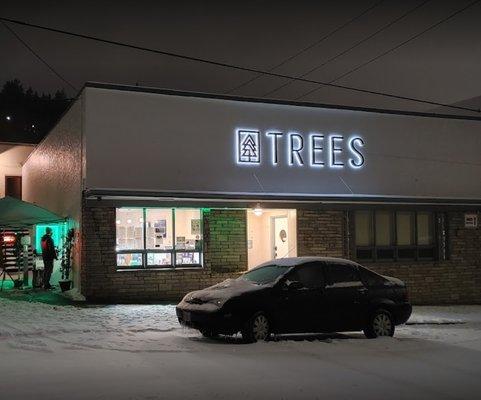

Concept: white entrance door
[[271, 216, 289, 259]]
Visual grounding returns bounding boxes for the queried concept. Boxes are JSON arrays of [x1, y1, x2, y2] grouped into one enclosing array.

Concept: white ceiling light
[[253, 204, 263, 216]]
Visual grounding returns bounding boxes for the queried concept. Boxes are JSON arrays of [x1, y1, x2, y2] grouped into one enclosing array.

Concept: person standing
[[41, 227, 57, 289]]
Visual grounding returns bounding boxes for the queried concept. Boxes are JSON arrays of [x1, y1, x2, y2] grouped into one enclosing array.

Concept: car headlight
[[208, 298, 228, 308]]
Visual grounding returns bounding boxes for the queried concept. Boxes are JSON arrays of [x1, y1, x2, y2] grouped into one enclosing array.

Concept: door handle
[[358, 288, 368, 295]]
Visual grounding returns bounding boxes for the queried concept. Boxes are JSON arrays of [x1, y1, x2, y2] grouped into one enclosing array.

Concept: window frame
[[286, 262, 326, 290], [116, 207, 204, 270], [325, 262, 363, 287], [353, 210, 437, 262]]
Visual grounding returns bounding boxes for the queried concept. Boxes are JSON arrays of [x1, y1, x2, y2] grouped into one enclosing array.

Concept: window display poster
[[176, 236, 186, 249], [191, 219, 201, 235], [154, 220, 167, 238]]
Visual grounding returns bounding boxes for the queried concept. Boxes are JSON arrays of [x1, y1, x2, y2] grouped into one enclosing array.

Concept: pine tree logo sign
[[237, 130, 261, 164], [235, 128, 366, 169]]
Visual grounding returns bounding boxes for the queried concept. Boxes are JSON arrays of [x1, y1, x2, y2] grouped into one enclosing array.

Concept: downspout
[[345, 210, 350, 259]]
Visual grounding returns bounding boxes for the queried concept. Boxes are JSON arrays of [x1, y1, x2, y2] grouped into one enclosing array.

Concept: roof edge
[[0, 141, 37, 146], [84, 188, 481, 207], [83, 81, 481, 121]]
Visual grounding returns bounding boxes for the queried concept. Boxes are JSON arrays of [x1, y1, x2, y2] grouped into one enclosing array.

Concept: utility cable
[[264, 0, 431, 97], [0, 16, 478, 113], [1, 20, 78, 92], [225, 0, 385, 94], [296, 0, 480, 101]]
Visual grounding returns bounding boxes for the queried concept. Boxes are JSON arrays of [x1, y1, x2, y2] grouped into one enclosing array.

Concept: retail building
[[22, 82, 481, 304]]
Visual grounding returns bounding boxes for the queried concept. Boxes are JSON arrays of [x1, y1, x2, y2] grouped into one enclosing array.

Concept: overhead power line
[[0, 15, 479, 114], [225, 0, 385, 94], [1, 21, 78, 92], [296, 0, 481, 101], [265, 0, 431, 97]]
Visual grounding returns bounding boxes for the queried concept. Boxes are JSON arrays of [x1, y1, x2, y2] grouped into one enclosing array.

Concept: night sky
[[1, 0, 481, 114]]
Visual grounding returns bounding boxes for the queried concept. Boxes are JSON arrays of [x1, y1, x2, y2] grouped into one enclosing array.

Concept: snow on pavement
[[408, 305, 481, 324], [1, 298, 481, 400], [0, 299, 181, 353]]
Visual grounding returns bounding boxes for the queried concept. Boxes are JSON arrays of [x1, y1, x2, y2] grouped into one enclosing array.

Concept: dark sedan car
[[176, 257, 412, 342]]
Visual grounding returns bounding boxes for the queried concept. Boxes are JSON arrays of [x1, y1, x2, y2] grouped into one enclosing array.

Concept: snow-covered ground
[[1, 298, 480, 400]]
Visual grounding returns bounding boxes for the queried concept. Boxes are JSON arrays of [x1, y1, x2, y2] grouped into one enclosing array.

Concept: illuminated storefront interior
[[247, 209, 297, 269], [116, 208, 203, 268]]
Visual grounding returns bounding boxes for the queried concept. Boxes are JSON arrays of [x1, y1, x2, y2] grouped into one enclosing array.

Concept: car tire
[[200, 329, 218, 339], [364, 309, 395, 339], [241, 312, 270, 343]]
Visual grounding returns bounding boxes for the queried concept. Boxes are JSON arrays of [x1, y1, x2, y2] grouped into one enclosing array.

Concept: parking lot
[[1, 297, 480, 400]]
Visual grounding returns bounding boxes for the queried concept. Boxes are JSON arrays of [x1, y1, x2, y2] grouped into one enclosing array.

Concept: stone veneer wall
[[81, 207, 247, 302], [297, 209, 481, 304]]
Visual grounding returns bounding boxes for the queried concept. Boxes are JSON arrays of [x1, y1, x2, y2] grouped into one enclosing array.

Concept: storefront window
[[355, 211, 372, 247], [146, 209, 173, 250], [396, 212, 414, 246], [176, 252, 201, 265], [174, 209, 202, 265], [175, 209, 202, 250], [116, 208, 203, 269], [375, 211, 392, 246], [147, 252, 172, 266], [116, 208, 144, 250], [117, 253, 143, 267], [417, 212, 433, 245], [354, 210, 436, 261]]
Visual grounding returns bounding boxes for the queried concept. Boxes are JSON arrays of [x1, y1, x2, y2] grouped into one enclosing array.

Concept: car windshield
[[240, 264, 292, 285]]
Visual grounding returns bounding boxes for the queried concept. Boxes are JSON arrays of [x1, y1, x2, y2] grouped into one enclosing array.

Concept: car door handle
[[358, 288, 368, 295]]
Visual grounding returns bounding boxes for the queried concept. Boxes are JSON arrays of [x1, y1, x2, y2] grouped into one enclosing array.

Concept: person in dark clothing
[[41, 227, 57, 289]]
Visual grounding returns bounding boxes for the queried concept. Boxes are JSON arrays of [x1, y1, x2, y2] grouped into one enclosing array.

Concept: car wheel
[[200, 329, 218, 339], [241, 312, 270, 343], [364, 309, 395, 339]]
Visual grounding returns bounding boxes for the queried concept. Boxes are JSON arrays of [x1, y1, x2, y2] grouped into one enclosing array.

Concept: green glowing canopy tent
[[0, 196, 65, 228]]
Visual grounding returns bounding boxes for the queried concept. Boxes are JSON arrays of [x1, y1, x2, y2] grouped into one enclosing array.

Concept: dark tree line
[[0, 79, 71, 143]]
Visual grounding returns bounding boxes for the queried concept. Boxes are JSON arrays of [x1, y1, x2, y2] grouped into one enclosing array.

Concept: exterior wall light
[[253, 207, 263, 217]]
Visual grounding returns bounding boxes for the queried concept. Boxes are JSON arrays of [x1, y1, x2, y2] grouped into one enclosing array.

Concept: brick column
[[203, 209, 247, 273], [81, 206, 116, 298], [297, 209, 346, 257]]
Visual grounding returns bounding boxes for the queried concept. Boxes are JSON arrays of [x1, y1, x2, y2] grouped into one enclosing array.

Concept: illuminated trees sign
[[237, 130, 260, 163], [235, 129, 365, 169]]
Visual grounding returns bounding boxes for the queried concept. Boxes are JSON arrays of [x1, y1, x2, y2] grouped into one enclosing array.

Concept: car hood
[[183, 278, 267, 304], [382, 275, 405, 287]]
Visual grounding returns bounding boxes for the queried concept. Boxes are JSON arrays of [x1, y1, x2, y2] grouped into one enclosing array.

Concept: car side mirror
[[286, 280, 304, 291]]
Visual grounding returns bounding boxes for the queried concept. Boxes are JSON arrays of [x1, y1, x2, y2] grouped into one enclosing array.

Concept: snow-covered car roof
[[255, 257, 359, 268]]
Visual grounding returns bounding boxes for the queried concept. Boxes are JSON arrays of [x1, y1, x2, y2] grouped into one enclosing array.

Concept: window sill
[[356, 259, 437, 264], [116, 266, 204, 272]]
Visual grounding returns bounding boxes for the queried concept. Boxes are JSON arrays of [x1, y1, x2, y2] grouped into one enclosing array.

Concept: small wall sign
[[464, 213, 478, 228]]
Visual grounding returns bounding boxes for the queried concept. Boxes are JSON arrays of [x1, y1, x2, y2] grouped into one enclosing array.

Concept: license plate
[[183, 311, 191, 322]]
